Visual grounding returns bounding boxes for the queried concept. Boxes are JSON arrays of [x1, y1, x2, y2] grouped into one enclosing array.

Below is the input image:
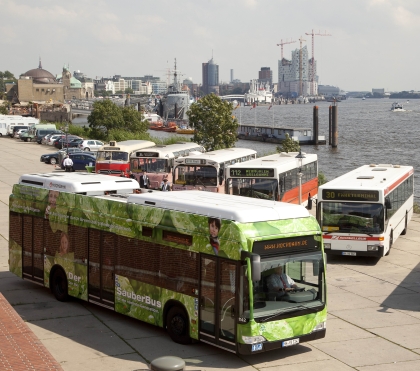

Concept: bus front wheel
[[166, 306, 191, 345], [385, 232, 393, 256], [51, 268, 69, 302]]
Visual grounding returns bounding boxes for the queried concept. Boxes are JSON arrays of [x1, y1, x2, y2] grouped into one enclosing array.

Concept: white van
[[1, 115, 39, 137]]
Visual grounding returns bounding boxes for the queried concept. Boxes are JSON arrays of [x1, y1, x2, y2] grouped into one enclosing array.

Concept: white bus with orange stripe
[[225, 152, 318, 206], [317, 164, 414, 257]]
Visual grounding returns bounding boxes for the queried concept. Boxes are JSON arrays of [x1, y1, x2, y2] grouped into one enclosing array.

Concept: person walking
[[63, 155, 73, 172], [139, 171, 150, 189], [161, 178, 171, 191]]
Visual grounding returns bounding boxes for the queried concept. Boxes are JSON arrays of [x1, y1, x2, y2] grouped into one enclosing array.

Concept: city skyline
[[1, 0, 419, 92]]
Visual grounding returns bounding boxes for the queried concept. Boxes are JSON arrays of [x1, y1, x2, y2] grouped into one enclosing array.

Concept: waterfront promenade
[[1, 137, 420, 370]]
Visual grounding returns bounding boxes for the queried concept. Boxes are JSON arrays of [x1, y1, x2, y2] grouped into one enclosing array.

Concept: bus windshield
[[174, 165, 218, 186], [97, 151, 129, 162], [240, 252, 325, 322], [131, 158, 167, 173], [229, 178, 278, 200], [320, 202, 384, 234]]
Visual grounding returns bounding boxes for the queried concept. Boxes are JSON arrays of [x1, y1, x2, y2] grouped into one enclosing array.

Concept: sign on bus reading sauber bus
[[321, 189, 379, 202], [229, 168, 275, 177]]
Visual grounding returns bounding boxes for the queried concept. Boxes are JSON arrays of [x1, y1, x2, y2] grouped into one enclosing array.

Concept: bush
[[414, 203, 420, 214], [318, 171, 328, 186]]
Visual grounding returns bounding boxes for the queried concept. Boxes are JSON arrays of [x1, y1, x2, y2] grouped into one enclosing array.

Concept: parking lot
[[1, 137, 420, 371]]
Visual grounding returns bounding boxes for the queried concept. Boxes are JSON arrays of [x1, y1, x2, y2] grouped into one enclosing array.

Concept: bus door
[[199, 255, 237, 353], [88, 230, 115, 309], [21, 215, 44, 284]]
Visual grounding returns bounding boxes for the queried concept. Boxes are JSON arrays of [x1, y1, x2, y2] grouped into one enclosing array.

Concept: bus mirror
[[241, 251, 261, 281], [307, 195, 313, 210], [385, 197, 392, 209]]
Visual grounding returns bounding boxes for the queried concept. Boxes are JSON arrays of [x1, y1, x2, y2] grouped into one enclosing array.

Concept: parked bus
[[317, 164, 414, 257], [96, 140, 155, 176], [9, 174, 327, 354], [173, 148, 257, 192], [130, 142, 205, 189], [226, 152, 318, 206]]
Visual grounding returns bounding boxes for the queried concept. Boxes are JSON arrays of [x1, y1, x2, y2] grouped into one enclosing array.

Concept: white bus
[[130, 142, 205, 189], [173, 148, 257, 193], [96, 140, 155, 176], [317, 164, 414, 257], [226, 152, 318, 206]]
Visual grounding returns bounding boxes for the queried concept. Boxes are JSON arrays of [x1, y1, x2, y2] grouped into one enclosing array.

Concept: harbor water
[[73, 98, 420, 198]]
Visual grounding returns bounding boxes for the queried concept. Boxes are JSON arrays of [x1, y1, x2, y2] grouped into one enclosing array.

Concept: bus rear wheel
[[166, 306, 191, 345], [51, 268, 69, 302]]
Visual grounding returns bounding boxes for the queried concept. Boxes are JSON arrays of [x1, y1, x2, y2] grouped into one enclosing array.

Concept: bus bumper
[[325, 246, 384, 257], [237, 329, 326, 355]]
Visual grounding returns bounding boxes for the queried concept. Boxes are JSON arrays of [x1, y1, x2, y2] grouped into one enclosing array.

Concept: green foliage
[[276, 133, 300, 153], [125, 88, 134, 94], [187, 93, 238, 151], [0, 102, 8, 115], [318, 171, 328, 186]]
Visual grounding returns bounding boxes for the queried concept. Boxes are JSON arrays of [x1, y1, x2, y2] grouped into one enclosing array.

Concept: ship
[[244, 79, 273, 105], [161, 59, 191, 121]]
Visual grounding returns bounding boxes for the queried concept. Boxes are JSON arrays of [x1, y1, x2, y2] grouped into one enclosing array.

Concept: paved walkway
[[0, 293, 63, 371]]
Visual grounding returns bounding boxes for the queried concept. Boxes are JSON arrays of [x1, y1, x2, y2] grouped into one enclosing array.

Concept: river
[[73, 98, 420, 198]]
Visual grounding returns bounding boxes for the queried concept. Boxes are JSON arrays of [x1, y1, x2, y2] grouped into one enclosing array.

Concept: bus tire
[[385, 231, 393, 256], [50, 267, 69, 302], [166, 306, 191, 345], [401, 213, 408, 235]]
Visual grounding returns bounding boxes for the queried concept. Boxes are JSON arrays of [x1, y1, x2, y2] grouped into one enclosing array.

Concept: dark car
[[36, 129, 63, 144], [40, 148, 84, 165], [67, 138, 84, 148], [60, 153, 96, 171], [54, 135, 81, 149]]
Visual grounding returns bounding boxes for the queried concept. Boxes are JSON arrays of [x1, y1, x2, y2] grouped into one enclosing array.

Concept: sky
[[1, 0, 419, 92]]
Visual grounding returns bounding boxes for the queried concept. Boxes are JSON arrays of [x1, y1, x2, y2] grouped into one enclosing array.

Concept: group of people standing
[[120, 170, 171, 192]]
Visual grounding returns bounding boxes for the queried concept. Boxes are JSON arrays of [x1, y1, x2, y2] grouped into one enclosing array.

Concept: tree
[[125, 88, 134, 94], [276, 133, 300, 153], [0, 103, 8, 114], [187, 93, 238, 151]]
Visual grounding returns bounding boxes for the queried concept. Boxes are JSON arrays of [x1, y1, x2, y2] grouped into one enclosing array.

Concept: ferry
[[244, 80, 273, 105], [391, 102, 405, 112]]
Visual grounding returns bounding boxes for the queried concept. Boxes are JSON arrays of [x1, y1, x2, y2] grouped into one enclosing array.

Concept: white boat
[[391, 102, 405, 112], [244, 80, 273, 105]]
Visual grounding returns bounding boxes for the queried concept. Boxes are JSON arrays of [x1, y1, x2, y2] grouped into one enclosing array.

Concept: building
[[372, 88, 385, 94], [258, 67, 273, 86], [202, 58, 219, 95], [318, 85, 340, 96], [278, 45, 317, 97]]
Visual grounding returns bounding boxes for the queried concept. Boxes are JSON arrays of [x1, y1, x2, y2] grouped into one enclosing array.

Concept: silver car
[[78, 140, 104, 151]]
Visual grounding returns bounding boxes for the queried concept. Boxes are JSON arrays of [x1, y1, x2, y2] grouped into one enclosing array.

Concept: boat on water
[[244, 80, 273, 105], [362, 97, 366, 100], [176, 124, 195, 134], [161, 59, 191, 121], [391, 102, 405, 112]]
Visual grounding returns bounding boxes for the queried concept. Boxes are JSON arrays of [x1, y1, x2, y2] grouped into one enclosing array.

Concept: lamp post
[[64, 124, 69, 154], [295, 150, 305, 205]]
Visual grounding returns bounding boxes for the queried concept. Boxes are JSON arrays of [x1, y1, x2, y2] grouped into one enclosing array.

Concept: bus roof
[[127, 190, 309, 223], [319, 164, 414, 194], [18, 173, 139, 195], [98, 140, 156, 152], [175, 148, 257, 165], [130, 142, 204, 158], [227, 152, 317, 172]]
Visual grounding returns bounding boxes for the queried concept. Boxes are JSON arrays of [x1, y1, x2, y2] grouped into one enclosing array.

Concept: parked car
[[67, 138, 84, 148], [78, 139, 104, 151], [60, 153, 96, 171], [11, 126, 31, 138], [54, 135, 81, 149], [47, 134, 65, 146], [14, 129, 27, 139], [40, 148, 85, 165]]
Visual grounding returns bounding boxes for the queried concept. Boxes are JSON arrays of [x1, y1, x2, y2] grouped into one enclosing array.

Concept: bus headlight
[[242, 335, 266, 344], [313, 321, 326, 332], [324, 243, 331, 249], [367, 245, 379, 251]]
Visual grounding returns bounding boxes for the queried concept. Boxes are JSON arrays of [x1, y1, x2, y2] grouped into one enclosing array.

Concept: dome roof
[[22, 68, 57, 84]]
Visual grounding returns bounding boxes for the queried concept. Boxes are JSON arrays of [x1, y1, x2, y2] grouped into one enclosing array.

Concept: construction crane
[[276, 38, 296, 60], [305, 29, 332, 95], [298, 36, 306, 97]]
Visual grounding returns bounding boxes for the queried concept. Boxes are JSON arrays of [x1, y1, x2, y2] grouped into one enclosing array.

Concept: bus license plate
[[282, 338, 299, 347], [342, 252, 356, 256], [252, 343, 263, 352]]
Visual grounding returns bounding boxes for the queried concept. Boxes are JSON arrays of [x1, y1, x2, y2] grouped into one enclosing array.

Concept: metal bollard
[[150, 356, 185, 371]]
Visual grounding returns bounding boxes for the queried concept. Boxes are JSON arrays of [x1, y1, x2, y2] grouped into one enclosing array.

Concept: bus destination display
[[253, 235, 318, 255], [229, 168, 274, 177], [322, 189, 379, 202]]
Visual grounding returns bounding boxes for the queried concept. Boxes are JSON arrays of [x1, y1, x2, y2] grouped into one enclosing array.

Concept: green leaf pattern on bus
[[9, 240, 22, 278]]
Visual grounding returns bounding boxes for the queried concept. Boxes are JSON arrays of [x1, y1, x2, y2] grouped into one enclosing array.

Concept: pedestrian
[[161, 178, 171, 191], [139, 171, 150, 189], [119, 171, 126, 178], [63, 155, 73, 172], [128, 171, 136, 180]]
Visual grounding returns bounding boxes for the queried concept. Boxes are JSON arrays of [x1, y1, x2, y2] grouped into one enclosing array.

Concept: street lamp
[[295, 149, 305, 205], [64, 124, 69, 154]]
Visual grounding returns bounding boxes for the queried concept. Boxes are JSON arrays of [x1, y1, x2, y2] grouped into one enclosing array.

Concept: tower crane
[[298, 36, 306, 97], [276, 39, 296, 60], [305, 30, 332, 95]]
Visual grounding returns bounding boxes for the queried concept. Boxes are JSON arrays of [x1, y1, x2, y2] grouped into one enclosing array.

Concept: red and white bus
[[130, 142, 205, 189], [317, 164, 414, 257], [226, 152, 318, 206], [173, 148, 257, 193], [96, 140, 155, 176]]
